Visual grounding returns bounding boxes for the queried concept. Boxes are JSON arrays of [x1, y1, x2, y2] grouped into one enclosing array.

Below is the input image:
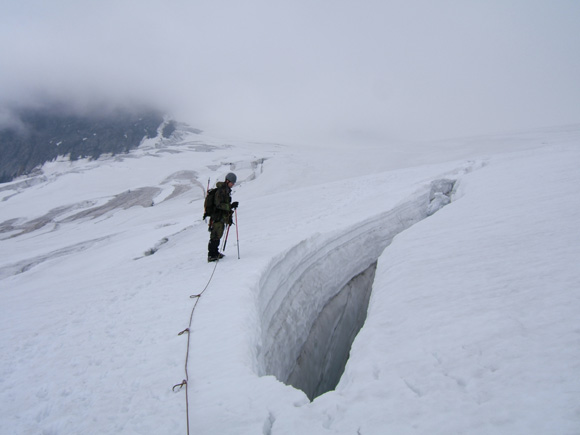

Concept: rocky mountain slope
[[0, 107, 174, 183]]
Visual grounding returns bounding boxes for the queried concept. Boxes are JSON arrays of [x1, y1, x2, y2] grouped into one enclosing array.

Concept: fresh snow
[[1, 125, 579, 435]]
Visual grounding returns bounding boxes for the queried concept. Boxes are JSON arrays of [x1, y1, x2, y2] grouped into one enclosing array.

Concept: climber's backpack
[[203, 188, 217, 219]]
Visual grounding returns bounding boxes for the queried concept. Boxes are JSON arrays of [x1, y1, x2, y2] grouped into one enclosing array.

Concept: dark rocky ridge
[[0, 107, 174, 183]]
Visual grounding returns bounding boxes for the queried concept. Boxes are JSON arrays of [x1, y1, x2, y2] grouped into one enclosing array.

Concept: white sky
[[1, 0, 579, 144]]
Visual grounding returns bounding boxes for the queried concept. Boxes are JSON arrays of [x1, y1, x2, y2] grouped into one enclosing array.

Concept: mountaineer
[[204, 172, 239, 262]]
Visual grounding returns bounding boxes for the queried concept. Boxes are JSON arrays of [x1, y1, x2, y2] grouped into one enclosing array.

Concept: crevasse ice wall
[[256, 179, 456, 399]]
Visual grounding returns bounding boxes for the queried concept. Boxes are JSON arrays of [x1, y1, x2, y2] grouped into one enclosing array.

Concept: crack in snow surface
[[256, 179, 456, 399]]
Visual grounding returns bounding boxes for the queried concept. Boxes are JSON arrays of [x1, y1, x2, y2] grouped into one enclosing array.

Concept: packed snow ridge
[[257, 179, 456, 399]]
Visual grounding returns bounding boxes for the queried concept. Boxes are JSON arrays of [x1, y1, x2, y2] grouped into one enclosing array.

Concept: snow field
[[0, 127, 579, 434], [276, 145, 580, 434]]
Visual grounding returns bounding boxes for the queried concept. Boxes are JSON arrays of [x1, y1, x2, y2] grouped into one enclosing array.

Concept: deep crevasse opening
[[286, 262, 377, 400], [256, 179, 456, 400]]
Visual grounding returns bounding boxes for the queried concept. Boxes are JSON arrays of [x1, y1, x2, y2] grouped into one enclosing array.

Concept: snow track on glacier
[[256, 178, 457, 399]]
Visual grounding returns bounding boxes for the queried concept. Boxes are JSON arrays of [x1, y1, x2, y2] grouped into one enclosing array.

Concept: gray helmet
[[225, 172, 237, 184]]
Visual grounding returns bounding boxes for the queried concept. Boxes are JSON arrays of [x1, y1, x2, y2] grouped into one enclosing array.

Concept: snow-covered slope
[[1, 125, 579, 435]]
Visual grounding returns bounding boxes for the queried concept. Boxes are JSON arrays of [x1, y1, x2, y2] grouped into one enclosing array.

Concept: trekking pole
[[235, 209, 240, 259], [222, 224, 231, 252], [206, 178, 210, 196]]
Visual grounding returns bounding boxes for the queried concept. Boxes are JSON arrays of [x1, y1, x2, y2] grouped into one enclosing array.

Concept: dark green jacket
[[212, 181, 233, 223]]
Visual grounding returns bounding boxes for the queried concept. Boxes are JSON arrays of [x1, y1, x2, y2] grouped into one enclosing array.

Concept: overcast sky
[[1, 0, 579, 144]]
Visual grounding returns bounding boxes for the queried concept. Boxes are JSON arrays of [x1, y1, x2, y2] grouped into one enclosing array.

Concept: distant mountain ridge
[[0, 107, 174, 183]]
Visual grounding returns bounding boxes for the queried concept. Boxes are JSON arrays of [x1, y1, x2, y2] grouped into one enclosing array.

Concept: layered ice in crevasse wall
[[256, 179, 456, 400]]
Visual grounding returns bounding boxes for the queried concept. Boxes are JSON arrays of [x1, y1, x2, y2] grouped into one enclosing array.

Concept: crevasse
[[256, 179, 456, 400]]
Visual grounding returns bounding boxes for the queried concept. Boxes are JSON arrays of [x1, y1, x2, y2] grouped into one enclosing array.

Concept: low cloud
[[1, 1, 579, 144], [0, 108, 26, 131]]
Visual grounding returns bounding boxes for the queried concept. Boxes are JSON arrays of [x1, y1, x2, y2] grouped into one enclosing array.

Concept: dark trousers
[[208, 221, 226, 256]]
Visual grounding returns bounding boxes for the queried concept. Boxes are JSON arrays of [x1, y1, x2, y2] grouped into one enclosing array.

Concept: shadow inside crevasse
[[285, 262, 377, 400]]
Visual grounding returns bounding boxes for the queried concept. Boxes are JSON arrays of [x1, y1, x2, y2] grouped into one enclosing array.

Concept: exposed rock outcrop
[[0, 106, 173, 183]]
